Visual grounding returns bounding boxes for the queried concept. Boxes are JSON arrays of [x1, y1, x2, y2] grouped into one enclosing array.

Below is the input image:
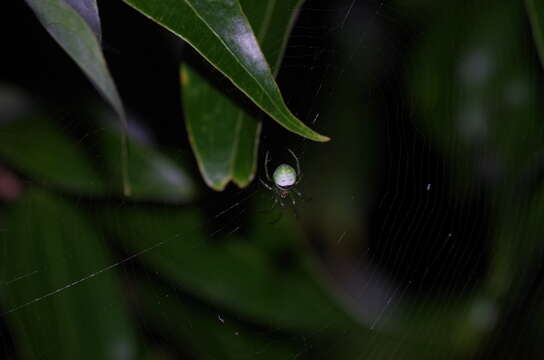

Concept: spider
[[259, 149, 304, 211]]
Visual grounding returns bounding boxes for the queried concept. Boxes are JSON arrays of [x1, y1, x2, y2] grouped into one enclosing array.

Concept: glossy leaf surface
[[183, 0, 304, 190], [124, 0, 328, 142]]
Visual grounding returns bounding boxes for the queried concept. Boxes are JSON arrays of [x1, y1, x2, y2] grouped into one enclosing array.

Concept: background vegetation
[[1, 0, 544, 359]]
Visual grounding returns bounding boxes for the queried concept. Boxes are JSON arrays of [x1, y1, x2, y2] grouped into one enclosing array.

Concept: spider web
[[1, 0, 544, 359]]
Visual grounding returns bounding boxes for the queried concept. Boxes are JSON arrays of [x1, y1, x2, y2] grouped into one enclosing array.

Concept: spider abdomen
[[273, 164, 297, 188]]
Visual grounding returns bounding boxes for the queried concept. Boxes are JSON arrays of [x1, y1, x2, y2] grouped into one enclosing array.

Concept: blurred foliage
[[100, 200, 352, 332], [1, 189, 137, 359], [410, 1, 542, 188], [2, 0, 544, 359]]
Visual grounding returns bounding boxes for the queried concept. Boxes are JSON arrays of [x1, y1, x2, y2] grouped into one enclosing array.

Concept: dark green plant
[[1, 0, 544, 359]]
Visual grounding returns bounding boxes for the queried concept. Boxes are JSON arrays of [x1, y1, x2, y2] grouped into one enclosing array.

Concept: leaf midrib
[[183, 0, 299, 129]]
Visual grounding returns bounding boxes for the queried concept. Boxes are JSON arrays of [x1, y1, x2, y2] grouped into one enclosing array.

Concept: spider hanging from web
[[259, 149, 306, 217]]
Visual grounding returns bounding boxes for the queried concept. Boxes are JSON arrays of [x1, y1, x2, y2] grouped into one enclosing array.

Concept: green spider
[[259, 149, 304, 209]]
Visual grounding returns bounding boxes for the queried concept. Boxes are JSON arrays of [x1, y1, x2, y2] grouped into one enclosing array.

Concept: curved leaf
[[25, 0, 123, 122], [183, 0, 304, 190], [25, 0, 130, 195], [124, 0, 329, 142]]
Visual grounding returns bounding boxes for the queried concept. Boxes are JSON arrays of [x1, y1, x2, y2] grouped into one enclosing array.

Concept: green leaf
[[123, 0, 329, 143], [63, 0, 102, 39], [181, 64, 261, 190], [181, 64, 254, 190], [526, 0, 544, 68], [25, 0, 131, 195], [102, 201, 351, 331], [25, 0, 122, 118], [182, 1, 304, 190], [0, 117, 107, 195], [97, 122, 197, 203], [0, 115, 196, 201], [0, 189, 137, 359]]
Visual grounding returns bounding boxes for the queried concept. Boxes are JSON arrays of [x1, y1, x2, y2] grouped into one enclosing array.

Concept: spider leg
[[259, 178, 273, 191], [287, 148, 301, 176], [294, 189, 311, 203], [288, 193, 299, 219], [295, 171, 303, 185], [290, 193, 296, 207], [269, 199, 285, 224], [268, 196, 280, 212], [271, 196, 278, 210], [264, 151, 272, 181]]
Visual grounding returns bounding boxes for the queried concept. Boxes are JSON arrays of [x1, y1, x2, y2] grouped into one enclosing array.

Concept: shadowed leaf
[[25, 0, 130, 195], [25, 0, 123, 121]]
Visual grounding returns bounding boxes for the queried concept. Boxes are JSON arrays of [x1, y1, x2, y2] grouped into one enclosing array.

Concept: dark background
[[1, 0, 543, 359]]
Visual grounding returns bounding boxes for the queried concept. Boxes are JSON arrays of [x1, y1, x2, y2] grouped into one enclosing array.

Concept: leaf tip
[[202, 174, 230, 192], [232, 177, 252, 189], [307, 132, 330, 142], [317, 134, 331, 142]]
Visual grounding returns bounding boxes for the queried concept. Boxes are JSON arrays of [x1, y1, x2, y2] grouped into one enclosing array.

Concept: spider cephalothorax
[[260, 149, 304, 208]]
